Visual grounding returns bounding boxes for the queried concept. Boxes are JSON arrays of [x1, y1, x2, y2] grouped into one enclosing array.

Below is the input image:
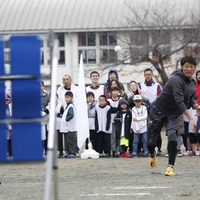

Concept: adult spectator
[[57, 75, 78, 107], [195, 70, 200, 132], [41, 81, 50, 110], [139, 68, 162, 154], [139, 68, 162, 106], [86, 71, 108, 101], [108, 79, 128, 100], [57, 75, 78, 155], [104, 69, 125, 93]]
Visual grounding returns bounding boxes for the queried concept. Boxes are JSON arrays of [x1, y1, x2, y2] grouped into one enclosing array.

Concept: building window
[[78, 32, 96, 46], [57, 33, 65, 47], [99, 32, 117, 63], [151, 30, 170, 45], [100, 49, 117, 64], [100, 32, 117, 46], [41, 51, 44, 65], [183, 29, 200, 43], [130, 31, 149, 46], [58, 50, 65, 64], [79, 50, 96, 64]]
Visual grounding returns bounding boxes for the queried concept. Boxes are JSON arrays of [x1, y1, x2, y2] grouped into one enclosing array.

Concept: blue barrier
[[0, 36, 44, 161]]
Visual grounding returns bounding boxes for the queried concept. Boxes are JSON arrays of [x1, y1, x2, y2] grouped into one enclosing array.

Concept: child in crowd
[[60, 91, 76, 158], [114, 99, 132, 158], [86, 91, 98, 151], [41, 110, 47, 156], [95, 95, 111, 157], [107, 86, 121, 157], [188, 107, 200, 156], [5, 95, 12, 157], [45, 95, 65, 158], [131, 95, 148, 157]]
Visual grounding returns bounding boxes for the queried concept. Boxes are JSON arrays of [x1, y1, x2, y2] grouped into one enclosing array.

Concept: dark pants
[[7, 139, 12, 156], [57, 130, 63, 153], [44, 125, 48, 155], [85, 130, 98, 151], [196, 116, 200, 132], [147, 104, 178, 166], [97, 131, 111, 155], [128, 132, 133, 152], [64, 132, 76, 155]]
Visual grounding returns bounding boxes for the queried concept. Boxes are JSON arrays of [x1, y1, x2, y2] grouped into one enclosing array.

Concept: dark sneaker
[[67, 154, 76, 158], [177, 149, 182, 157]]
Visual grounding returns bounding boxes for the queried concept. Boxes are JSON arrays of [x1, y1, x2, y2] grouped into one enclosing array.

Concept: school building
[[0, 0, 199, 88]]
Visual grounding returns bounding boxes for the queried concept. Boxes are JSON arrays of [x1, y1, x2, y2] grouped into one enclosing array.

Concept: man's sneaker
[[99, 153, 104, 158], [104, 153, 111, 158], [165, 166, 175, 176], [58, 153, 64, 158], [157, 150, 162, 156], [177, 149, 182, 157], [149, 155, 157, 168], [143, 151, 149, 157], [67, 154, 76, 158], [112, 151, 119, 158], [132, 152, 137, 157], [195, 150, 200, 156]]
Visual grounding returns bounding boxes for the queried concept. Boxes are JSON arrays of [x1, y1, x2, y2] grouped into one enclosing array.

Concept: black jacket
[[114, 99, 132, 139], [114, 109, 132, 139], [155, 70, 196, 119]]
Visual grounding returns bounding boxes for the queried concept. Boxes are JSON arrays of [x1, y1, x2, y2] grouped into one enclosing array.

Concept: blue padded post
[[0, 40, 7, 161], [10, 36, 43, 161]]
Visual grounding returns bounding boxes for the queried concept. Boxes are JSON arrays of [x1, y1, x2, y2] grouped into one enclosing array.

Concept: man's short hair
[[181, 56, 196, 67], [63, 74, 72, 80], [86, 91, 95, 98], [90, 71, 100, 77], [144, 68, 153, 73], [65, 91, 73, 98]]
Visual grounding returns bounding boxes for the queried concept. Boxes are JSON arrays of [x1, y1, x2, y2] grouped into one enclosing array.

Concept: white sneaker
[[195, 151, 200, 156], [183, 150, 190, 156]]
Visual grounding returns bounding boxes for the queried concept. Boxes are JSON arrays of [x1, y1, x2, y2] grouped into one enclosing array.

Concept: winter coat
[[155, 70, 196, 119], [114, 99, 132, 139], [104, 69, 125, 91]]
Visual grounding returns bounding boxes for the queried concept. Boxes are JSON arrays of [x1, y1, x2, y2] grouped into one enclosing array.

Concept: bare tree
[[119, 0, 200, 85]]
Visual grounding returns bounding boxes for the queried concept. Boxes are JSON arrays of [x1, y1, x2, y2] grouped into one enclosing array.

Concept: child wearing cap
[[114, 99, 132, 157], [131, 95, 148, 157]]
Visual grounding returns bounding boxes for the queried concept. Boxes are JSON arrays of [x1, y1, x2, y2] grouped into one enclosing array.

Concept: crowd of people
[[4, 56, 200, 176]]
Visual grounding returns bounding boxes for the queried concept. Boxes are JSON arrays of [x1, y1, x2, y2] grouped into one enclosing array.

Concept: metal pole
[[44, 38, 59, 200]]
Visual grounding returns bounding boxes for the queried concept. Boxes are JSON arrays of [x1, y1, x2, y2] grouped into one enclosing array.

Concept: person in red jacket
[[195, 70, 200, 133]]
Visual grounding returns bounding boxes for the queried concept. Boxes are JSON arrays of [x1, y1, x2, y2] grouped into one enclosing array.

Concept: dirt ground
[[1, 136, 200, 200]]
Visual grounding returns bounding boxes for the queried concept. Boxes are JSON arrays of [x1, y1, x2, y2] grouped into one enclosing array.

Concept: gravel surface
[[1, 137, 200, 200]]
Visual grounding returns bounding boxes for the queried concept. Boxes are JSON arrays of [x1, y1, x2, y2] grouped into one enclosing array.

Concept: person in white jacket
[[131, 95, 148, 157]]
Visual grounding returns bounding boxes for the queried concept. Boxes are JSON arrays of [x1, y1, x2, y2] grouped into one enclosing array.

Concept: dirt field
[[1, 152, 200, 200]]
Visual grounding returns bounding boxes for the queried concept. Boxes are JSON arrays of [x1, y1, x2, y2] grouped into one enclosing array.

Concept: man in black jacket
[[148, 56, 200, 176]]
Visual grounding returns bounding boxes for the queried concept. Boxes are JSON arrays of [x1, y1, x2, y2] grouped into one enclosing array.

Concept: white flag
[[76, 54, 89, 149]]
